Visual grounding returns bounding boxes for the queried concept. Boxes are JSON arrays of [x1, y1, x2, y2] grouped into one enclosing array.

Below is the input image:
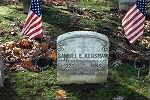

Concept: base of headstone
[[57, 74, 108, 84]]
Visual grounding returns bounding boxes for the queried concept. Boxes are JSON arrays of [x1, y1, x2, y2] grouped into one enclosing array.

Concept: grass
[[1, 64, 149, 99], [0, 1, 120, 41], [0, 5, 26, 31], [0, 1, 149, 100], [76, 0, 113, 11]]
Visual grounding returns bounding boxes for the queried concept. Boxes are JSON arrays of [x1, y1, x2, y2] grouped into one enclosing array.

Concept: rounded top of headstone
[[57, 31, 109, 42]]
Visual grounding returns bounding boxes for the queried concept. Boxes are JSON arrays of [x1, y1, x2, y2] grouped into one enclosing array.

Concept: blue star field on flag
[[136, 0, 146, 16], [30, 0, 42, 16]]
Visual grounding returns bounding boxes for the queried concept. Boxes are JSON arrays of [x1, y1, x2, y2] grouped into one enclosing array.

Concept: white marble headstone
[[119, 0, 136, 11], [57, 31, 109, 84]]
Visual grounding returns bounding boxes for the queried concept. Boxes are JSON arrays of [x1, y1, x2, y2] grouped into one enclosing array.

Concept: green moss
[[76, 0, 113, 11]]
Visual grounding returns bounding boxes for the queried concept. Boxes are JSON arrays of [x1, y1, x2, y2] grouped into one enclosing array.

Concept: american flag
[[122, 0, 146, 44], [21, 0, 43, 39]]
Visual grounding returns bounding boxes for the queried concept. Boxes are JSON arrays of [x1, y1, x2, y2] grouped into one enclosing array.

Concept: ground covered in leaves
[[0, 0, 150, 100]]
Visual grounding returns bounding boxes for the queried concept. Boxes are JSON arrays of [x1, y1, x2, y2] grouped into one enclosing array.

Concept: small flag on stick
[[122, 0, 146, 44], [21, 0, 43, 39]]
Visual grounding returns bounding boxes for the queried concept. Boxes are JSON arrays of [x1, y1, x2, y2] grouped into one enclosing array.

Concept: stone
[[112, 96, 125, 100], [0, 46, 4, 87], [23, 0, 31, 14], [57, 31, 109, 84], [118, 0, 136, 11]]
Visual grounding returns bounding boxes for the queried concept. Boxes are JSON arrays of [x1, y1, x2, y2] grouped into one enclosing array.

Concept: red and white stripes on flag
[[21, 11, 42, 39], [21, 0, 43, 39], [122, 0, 146, 44]]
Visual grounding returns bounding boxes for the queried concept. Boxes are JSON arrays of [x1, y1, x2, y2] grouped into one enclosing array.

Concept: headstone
[[119, 0, 136, 11], [0, 46, 4, 87], [57, 31, 109, 84], [23, 0, 31, 14]]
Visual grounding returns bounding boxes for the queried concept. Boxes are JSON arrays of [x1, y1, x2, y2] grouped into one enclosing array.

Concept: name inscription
[[58, 53, 108, 75], [58, 53, 108, 59]]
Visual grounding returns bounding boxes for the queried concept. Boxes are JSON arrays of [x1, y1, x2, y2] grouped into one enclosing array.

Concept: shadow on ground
[[60, 75, 149, 100], [42, 5, 82, 33], [0, 78, 17, 100]]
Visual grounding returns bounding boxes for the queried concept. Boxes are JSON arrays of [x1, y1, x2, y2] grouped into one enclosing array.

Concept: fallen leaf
[[21, 57, 32, 67], [139, 36, 150, 49], [6, 41, 16, 49], [21, 57, 39, 72], [19, 38, 32, 48], [5, 56, 17, 63], [41, 42, 49, 50], [56, 89, 67, 99], [48, 49, 57, 61], [12, 47, 21, 57]]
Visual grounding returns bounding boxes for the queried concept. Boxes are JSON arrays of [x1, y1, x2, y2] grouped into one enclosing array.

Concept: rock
[[112, 96, 125, 100]]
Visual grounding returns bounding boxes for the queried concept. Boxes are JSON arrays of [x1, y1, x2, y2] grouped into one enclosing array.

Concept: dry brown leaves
[[139, 36, 150, 49], [48, 49, 57, 61], [42, 0, 66, 6], [56, 89, 67, 100], [41, 42, 49, 50], [2, 38, 57, 72]]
